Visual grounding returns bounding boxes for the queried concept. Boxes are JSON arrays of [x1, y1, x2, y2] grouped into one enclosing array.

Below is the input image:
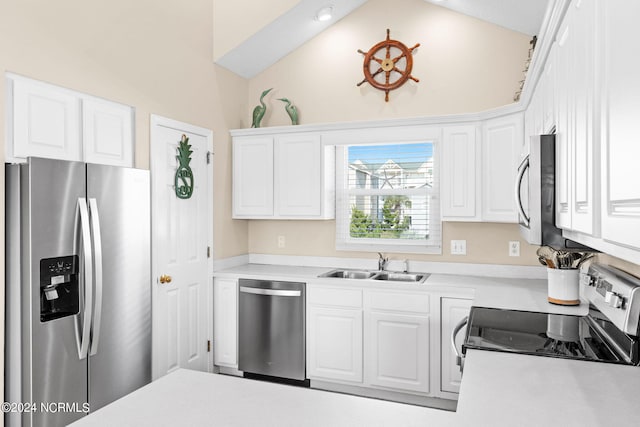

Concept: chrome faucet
[[403, 259, 409, 273], [377, 252, 389, 271]]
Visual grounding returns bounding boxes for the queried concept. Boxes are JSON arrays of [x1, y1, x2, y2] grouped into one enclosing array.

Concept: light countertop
[[214, 263, 589, 315], [75, 263, 635, 425]]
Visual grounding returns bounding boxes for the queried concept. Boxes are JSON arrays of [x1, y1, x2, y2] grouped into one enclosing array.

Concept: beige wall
[[0, 0, 251, 414], [243, 0, 539, 266]]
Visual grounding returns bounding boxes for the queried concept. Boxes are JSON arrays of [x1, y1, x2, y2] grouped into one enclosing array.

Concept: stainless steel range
[[460, 263, 640, 367]]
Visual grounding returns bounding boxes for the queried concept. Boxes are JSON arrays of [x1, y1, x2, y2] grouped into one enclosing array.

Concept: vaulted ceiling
[[213, 0, 549, 79]]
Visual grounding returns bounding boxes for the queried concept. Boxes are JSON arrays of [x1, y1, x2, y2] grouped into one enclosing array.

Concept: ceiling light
[[315, 6, 334, 22]]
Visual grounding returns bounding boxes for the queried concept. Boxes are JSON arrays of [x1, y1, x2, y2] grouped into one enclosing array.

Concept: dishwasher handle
[[239, 286, 302, 297], [451, 316, 469, 368]]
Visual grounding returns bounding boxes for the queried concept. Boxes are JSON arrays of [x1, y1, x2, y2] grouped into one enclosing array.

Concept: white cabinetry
[[440, 297, 472, 395], [11, 78, 81, 162], [8, 75, 134, 167], [554, 0, 597, 235], [307, 286, 363, 383], [308, 306, 363, 383], [598, 0, 640, 251], [441, 125, 478, 219], [232, 132, 334, 219], [442, 114, 521, 223], [481, 114, 522, 222], [213, 278, 238, 368], [365, 291, 430, 394], [82, 97, 134, 167], [232, 136, 274, 217]]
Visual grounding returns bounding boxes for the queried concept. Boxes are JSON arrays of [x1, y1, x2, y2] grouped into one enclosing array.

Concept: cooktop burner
[[464, 307, 639, 365]]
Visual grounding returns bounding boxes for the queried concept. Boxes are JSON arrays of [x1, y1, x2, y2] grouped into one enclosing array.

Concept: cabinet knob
[[159, 274, 172, 284]]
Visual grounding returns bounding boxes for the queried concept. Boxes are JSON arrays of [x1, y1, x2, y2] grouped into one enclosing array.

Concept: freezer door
[[22, 158, 89, 427], [86, 164, 151, 411]]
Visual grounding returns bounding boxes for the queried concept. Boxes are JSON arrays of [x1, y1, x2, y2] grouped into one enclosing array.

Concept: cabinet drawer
[[367, 291, 430, 314], [308, 286, 362, 308]]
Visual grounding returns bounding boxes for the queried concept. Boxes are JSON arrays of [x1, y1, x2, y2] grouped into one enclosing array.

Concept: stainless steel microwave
[[515, 134, 589, 250]]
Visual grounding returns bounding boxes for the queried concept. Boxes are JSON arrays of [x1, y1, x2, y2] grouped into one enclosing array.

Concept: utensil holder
[[547, 268, 580, 306]]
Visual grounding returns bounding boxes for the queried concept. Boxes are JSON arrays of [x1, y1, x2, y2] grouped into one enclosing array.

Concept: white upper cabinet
[[441, 125, 478, 219], [83, 97, 134, 167], [441, 114, 521, 223], [275, 134, 322, 217], [555, 0, 597, 235], [481, 114, 522, 223], [11, 78, 81, 162], [8, 75, 135, 167], [232, 132, 334, 219], [232, 136, 274, 217], [598, 0, 640, 250]]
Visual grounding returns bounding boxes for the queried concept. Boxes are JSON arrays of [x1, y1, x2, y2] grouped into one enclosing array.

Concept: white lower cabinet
[[440, 297, 473, 395], [308, 284, 433, 397], [307, 306, 363, 383], [213, 278, 238, 368], [366, 311, 430, 393]]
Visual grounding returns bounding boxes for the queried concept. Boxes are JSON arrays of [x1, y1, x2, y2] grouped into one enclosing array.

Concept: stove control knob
[[606, 291, 623, 309]]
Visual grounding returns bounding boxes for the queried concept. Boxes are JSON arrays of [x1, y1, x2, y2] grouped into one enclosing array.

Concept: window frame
[[335, 139, 441, 254]]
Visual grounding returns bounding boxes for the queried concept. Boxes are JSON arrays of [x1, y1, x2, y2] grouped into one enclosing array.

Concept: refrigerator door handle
[[88, 198, 103, 356], [74, 198, 93, 360]]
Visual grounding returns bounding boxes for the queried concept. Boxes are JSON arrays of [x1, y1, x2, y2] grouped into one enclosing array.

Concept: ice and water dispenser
[[39, 255, 80, 322]]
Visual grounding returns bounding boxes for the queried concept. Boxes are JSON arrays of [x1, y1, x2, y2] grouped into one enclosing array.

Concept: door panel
[[367, 311, 430, 393], [151, 116, 212, 378], [87, 164, 151, 411], [26, 158, 87, 426]]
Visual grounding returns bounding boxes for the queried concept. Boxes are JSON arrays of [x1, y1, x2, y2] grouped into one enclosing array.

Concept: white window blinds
[[336, 142, 441, 254]]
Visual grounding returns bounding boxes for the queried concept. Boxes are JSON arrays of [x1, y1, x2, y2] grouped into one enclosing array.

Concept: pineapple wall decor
[[174, 134, 194, 199]]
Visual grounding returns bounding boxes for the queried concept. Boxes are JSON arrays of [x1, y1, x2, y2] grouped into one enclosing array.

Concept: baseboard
[[310, 380, 457, 411]]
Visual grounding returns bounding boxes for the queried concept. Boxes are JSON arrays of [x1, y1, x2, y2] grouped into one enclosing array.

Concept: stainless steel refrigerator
[[5, 157, 151, 427]]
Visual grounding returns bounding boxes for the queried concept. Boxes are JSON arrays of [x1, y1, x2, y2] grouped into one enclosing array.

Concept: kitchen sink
[[318, 269, 377, 279], [318, 269, 429, 284], [372, 272, 428, 283]]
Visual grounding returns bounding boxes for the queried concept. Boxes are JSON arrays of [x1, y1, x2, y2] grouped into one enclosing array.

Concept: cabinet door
[[232, 136, 274, 217], [440, 298, 472, 394], [542, 46, 556, 134], [570, 0, 597, 235], [366, 311, 429, 393], [83, 97, 134, 167], [555, 17, 572, 230], [11, 78, 81, 162], [213, 279, 238, 368], [308, 306, 363, 383], [275, 134, 321, 216], [599, 0, 640, 249], [481, 114, 522, 222], [441, 125, 478, 220]]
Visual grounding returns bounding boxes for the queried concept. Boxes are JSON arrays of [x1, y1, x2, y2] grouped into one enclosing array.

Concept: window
[[336, 141, 440, 254]]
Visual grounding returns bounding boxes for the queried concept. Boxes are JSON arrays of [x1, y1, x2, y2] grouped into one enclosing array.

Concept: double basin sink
[[318, 269, 429, 284]]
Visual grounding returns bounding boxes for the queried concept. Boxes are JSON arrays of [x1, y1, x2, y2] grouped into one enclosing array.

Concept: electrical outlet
[[509, 241, 520, 257], [451, 240, 467, 255], [277, 235, 286, 249]]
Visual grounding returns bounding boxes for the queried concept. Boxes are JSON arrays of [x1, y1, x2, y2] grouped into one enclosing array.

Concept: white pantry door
[[150, 115, 213, 379]]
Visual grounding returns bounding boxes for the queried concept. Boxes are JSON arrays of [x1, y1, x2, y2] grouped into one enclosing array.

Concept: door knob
[[159, 274, 172, 284]]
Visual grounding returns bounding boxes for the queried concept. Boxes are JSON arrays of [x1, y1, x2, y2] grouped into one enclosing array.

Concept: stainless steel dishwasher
[[238, 279, 307, 384]]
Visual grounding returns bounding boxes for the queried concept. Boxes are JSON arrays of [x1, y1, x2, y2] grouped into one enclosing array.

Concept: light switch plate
[[451, 240, 467, 255]]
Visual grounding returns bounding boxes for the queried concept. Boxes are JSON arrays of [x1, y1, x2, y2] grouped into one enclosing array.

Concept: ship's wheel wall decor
[[357, 29, 420, 102]]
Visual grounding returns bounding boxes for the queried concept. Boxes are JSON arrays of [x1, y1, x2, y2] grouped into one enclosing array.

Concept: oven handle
[[451, 316, 469, 368], [239, 286, 301, 297]]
